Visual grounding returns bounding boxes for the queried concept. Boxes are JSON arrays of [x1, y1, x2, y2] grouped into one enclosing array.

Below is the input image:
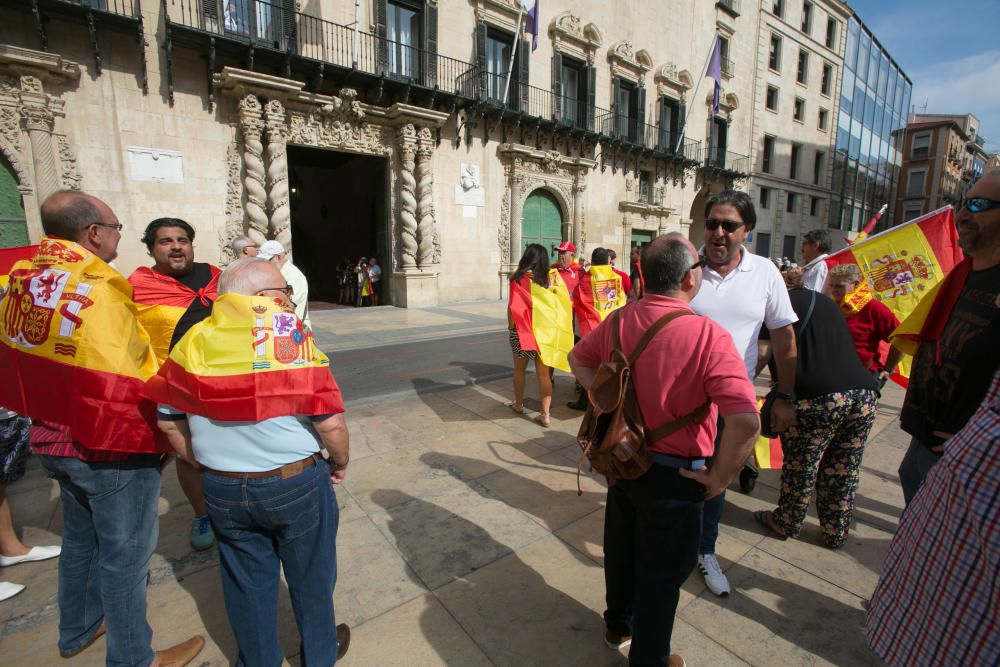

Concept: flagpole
[[502, 10, 524, 107], [674, 34, 719, 155]]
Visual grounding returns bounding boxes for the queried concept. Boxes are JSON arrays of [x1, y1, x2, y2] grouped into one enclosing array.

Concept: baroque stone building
[[0, 0, 755, 306]]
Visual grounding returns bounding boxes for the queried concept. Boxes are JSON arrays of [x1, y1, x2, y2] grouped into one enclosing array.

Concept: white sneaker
[[0, 545, 61, 568], [0, 581, 25, 601], [698, 554, 731, 596]]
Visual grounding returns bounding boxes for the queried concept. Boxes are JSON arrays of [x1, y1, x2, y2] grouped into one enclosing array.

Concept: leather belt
[[650, 452, 706, 470], [203, 453, 322, 480]]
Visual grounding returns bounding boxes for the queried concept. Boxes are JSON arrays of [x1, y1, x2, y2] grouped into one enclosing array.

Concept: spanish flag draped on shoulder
[[573, 264, 627, 337], [509, 269, 574, 372], [129, 264, 220, 364], [142, 293, 343, 420], [0, 238, 162, 453], [0, 245, 38, 291], [824, 206, 965, 387]]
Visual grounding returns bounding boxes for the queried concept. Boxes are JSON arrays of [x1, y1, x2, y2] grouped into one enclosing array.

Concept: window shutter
[[610, 76, 620, 136], [676, 101, 686, 154], [518, 38, 530, 112], [636, 86, 647, 144], [282, 0, 297, 54], [551, 51, 563, 121], [475, 21, 487, 100], [374, 0, 388, 73], [585, 64, 596, 132], [203, 0, 219, 22], [423, 3, 438, 88]]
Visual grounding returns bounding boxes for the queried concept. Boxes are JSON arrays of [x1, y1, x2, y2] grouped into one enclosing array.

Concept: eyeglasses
[[690, 255, 708, 271], [960, 197, 1000, 213], [91, 222, 123, 232], [705, 219, 746, 233], [256, 285, 294, 298]]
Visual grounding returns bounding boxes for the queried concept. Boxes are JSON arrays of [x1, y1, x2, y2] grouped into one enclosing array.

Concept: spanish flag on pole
[[0, 238, 162, 453], [129, 265, 220, 364], [142, 293, 343, 420], [824, 206, 965, 387], [509, 269, 574, 372], [573, 265, 627, 338]]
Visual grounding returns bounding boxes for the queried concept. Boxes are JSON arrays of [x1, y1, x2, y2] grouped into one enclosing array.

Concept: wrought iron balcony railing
[[593, 112, 701, 162], [721, 57, 734, 77], [37, 0, 139, 16], [702, 146, 750, 175]]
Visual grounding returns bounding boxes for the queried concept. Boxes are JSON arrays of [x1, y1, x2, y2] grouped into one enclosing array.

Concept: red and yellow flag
[[129, 265, 220, 364], [824, 206, 965, 386], [142, 293, 343, 421], [508, 269, 574, 372], [0, 238, 162, 453], [573, 265, 627, 337], [0, 245, 38, 291], [754, 397, 784, 469]]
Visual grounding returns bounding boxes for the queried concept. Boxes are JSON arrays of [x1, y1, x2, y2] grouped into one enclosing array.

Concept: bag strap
[[646, 398, 712, 443], [794, 289, 817, 337], [614, 309, 692, 365]]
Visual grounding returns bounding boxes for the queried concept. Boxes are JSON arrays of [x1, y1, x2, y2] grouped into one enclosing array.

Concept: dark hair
[[803, 228, 832, 253], [40, 190, 103, 241], [641, 236, 694, 294], [704, 190, 757, 231], [512, 243, 550, 287], [141, 217, 195, 252], [608, 249, 617, 261], [591, 247, 610, 265]]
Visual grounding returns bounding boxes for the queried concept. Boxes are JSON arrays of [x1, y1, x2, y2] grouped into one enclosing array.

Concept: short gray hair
[[218, 257, 273, 296], [641, 233, 695, 294], [231, 235, 255, 257]]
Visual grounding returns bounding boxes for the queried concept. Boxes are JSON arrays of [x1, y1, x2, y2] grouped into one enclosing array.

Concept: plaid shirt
[[866, 370, 1000, 665]]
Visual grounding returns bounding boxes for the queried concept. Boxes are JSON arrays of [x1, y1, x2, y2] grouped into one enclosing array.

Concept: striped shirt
[[30, 420, 128, 462], [866, 370, 1000, 665]]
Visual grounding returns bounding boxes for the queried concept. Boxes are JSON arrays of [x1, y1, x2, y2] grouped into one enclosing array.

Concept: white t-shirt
[[801, 254, 829, 292], [281, 261, 311, 330], [690, 248, 798, 377]]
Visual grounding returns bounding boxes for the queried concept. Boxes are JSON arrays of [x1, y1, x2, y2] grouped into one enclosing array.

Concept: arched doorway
[[0, 157, 26, 249], [521, 189, 563, 257]]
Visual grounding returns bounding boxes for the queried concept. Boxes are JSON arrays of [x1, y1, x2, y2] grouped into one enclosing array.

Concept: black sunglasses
[[960, 197, 1000, 213], [705, 219, 746, 233], [690, 255, 708, 271]]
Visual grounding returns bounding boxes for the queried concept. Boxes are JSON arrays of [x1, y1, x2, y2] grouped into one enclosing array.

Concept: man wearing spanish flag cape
[[129, 217, 221, 552], [0, 191, 204, 665], [573, 247, 627, 338], [144, 256, 351, 665]]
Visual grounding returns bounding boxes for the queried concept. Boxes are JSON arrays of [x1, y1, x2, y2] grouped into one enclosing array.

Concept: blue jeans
[[39, 454, 161, 667], [898, 437, 943, 506], [202, 461, 340, 667], [699, 415, 727, 555]]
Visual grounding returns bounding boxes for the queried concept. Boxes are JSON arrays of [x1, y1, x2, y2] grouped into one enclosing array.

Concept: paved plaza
[[0, 301, 907, 666]]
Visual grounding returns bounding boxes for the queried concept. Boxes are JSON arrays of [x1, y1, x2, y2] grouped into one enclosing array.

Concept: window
[[485, 31, 515, 105], [560, 57, 587, 127], [790, 143, 802, 179], [769, 35, 782, 71], [783, 233, 797, 257], [911, 132, 931, 159], [773, 0, 784, 18], [906, 169, 926, 198], [903, 203, 922, 221], [825, 17, 838, 49], [766, 85, 779, 111], [813, 151, 824, 184], [386, 0, 422, 79], [810, 196, 820, 216], [797, 49, 809, 84], [638, 170, 653, 203], [709, 117, 728, 168], [659, 97, 681, 151], [821, 63, 833, 95], [763, 135, 775, 173], [818, 108, 829, 130], [614, 79, 639, 141], [793, 97, 805, 122], [759, 187, 771, 209], [801, 2, 812, 33]]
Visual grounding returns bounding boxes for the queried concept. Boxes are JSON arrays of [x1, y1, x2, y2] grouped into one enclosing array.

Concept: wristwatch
[[773, 391, 795, 402], [328, 458, 348, 472]]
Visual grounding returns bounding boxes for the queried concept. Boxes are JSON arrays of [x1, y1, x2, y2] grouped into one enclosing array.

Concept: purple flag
[[707, 35, 722, 114], [524, 0, 540, 51]]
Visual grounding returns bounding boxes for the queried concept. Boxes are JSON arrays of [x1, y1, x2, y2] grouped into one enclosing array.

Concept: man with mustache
[[129, 218, 220, 552], [893, 170, 1000, 503]]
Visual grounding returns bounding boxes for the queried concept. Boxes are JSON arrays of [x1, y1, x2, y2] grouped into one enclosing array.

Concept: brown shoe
[[669, 654, 686, 667], [337, 623, 351, 660], [152, 635, 205, 667], [60, 622, 106, 658]]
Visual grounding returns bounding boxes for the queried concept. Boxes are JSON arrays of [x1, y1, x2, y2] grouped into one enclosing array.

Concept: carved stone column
[[395, 124, 419, 269], [264, 99, 292, 257], [414, 127, 437, 267], [508, 171, 526, 270], [572, 182, 586, 253], [19, 99, 59, 203], [238, 95, 268, 246]]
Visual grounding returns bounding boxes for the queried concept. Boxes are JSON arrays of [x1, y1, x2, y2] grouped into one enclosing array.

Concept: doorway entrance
[[521, 189, 563, 257], [0, 157, 26, 249], [286, 145, 389, 305]]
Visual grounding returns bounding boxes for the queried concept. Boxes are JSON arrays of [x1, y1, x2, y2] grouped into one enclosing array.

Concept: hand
[[330, 469, 347, 485], [679, 466, 728, 500], [770, 398, 797, 433]]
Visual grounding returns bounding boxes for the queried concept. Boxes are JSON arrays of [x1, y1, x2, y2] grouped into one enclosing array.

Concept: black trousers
[[604, 463, 705, 666]]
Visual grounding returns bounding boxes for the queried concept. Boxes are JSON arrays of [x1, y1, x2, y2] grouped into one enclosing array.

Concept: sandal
[[506, 402, 526, 415], [753, 510, 788, 540], [533, 413, 551, 428]]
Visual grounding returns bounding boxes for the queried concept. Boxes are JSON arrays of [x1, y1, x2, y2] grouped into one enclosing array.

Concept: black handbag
[[760, 290, 816, 438]]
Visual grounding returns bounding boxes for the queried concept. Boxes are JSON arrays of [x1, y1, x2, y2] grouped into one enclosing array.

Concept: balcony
[[702, 146, 750, 177], [716, 0, 740, 18], [721, 57, 734, 78], [594, 111, 702, 164]]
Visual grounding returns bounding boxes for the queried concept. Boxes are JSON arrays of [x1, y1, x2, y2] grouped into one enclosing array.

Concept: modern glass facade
[[829, 16, 911, 233]]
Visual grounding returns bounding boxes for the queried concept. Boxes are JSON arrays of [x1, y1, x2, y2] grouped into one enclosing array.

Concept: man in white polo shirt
[[690, 190, 799, 596]]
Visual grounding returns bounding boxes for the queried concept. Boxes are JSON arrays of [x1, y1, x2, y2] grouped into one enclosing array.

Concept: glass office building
[[829, 15, 911, 234]]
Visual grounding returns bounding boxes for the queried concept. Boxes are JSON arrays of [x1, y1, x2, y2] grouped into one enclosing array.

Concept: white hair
[[231, 236, 254, 256], [219, 257, 275, 296]]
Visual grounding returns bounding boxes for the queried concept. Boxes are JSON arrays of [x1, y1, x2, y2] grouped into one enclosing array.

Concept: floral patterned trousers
[[771, 388, 879, 548]]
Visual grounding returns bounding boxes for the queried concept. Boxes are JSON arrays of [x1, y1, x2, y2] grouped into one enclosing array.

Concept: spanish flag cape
[[142, 293, 343, 420], [824, 206, 965, 387], [0, 238, 162, 453], [573, 265, 627, 337], [754, 397, 784, 469], [128, 264, 220, 364], [509, 269, 574, 372], [0, 245, 38, 291]]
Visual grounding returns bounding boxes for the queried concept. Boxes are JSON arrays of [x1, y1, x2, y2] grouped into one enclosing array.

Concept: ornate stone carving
[[287, 108, 392, 157], [0, 75, 17, 97], [238, 95, 268, 246], [608, 40, 653, 84], [499, 185, 511, 268], [20, 104, 54, 133], [396, 124, 419, 268], [219, 140, 244, 264], [21, 104, 59, 201], [415, 127, 437, 267], [19, 76, 43, 94], [56, 135, 81, 190], [264, 98, 292, 255]]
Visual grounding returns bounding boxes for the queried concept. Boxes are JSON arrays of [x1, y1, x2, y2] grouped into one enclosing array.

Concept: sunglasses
[[257, 285, 294, 298], [690, 255, 708, 270], [91, 222, 124, 232], [705, 219, 746, 233], [960, 197, 1000, 213]]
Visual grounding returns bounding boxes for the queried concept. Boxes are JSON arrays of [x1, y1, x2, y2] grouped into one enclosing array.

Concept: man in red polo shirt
[[570, 233, 759, 667], [552, 240, 582, 296]]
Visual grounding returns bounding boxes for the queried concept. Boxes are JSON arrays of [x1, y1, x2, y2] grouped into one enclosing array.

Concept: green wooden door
[[521, 190, 563, 256], [0, 158, 27, 249], [631, 229, 654, 248]]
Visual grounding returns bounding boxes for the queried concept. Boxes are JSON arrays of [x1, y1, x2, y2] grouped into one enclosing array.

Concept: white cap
[[257, 240, 285, 260]]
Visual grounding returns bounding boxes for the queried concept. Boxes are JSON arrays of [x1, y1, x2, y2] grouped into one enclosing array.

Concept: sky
[[848, 0, 1000, 152]]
